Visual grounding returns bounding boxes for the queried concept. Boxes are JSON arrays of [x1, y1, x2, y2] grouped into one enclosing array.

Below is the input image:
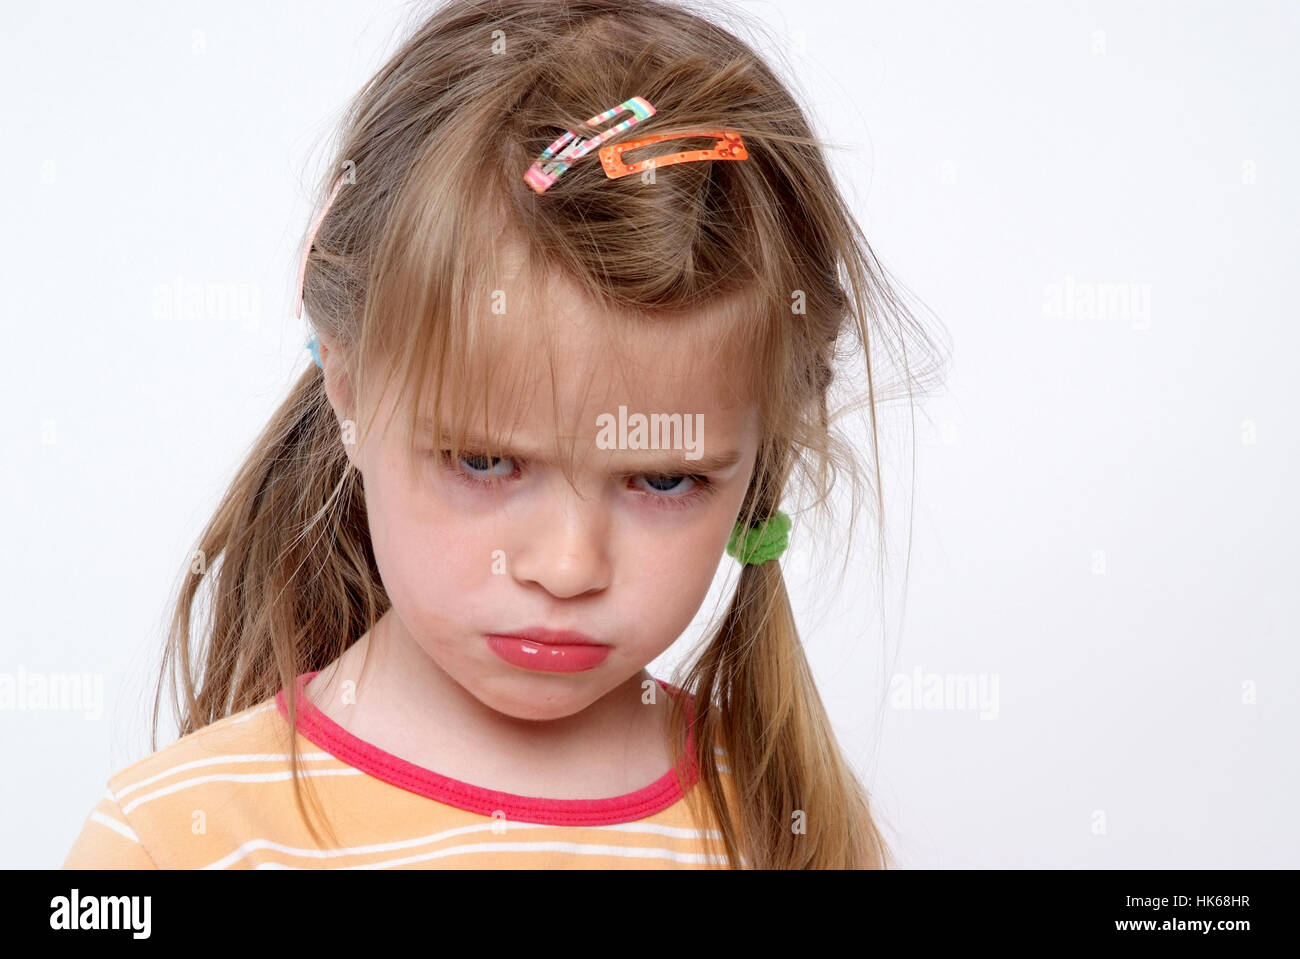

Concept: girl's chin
[[466, 672, 613, 719]]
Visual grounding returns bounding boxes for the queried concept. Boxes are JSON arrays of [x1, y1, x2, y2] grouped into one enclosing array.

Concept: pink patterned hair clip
[[524, 96, 656, 194]]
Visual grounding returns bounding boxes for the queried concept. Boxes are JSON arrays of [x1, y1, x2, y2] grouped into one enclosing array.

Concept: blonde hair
[[153, 0, 948, 869]]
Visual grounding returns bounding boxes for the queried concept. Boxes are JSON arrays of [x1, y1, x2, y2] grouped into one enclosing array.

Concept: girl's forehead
[[381, 306, 760, 451], [456, 271, 760, 404], [437, 320, 754, 423], [366, 251, 768, 446]]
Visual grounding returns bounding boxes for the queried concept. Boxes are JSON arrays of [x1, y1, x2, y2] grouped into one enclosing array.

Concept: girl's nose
[[508, 496, 613, 599]]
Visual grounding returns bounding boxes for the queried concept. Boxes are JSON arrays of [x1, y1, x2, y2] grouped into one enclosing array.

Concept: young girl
[[64, 0, 945, 870]]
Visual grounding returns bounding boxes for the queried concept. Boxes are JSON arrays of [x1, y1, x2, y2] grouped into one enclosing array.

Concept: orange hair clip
[[598, 129, 748, 179]]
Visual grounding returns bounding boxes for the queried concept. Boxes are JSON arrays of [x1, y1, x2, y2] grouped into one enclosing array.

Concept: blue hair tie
[[307, 335, 323, 370]]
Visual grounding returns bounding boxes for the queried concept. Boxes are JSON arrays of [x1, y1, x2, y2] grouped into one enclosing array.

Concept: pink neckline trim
[[274, 669, 700, 826]]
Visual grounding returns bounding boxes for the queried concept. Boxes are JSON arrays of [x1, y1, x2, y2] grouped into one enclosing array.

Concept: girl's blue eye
[[634, 474, 698, 496], [458, 453, 516, 478]]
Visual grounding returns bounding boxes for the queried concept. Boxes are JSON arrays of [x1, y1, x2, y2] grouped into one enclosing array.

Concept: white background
[[2, 0, 1296, 868]]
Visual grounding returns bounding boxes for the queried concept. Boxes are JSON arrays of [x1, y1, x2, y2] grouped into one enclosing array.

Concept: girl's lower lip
[[485, 635, 610, 672]]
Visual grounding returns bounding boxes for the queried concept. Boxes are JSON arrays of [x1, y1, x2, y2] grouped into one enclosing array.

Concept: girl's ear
[[316, 331, 361, 470]]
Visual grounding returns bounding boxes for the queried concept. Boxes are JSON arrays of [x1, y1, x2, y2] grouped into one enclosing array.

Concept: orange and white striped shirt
[[63, 670, 738, 869]]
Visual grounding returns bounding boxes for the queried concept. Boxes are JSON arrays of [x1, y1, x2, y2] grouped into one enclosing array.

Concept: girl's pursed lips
[[486, 627, 608, 646]]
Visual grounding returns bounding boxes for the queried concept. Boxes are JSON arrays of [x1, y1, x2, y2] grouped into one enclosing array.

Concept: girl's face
[[323, 293, 761, 722]]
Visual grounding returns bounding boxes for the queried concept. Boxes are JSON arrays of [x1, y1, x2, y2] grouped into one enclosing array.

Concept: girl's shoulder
[[108, 696, 289, 792], [63, 693, 299, 869]]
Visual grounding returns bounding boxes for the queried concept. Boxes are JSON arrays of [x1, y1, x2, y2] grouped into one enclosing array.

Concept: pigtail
[[670, 473, 891, 870], [151, 364, 388, 849]]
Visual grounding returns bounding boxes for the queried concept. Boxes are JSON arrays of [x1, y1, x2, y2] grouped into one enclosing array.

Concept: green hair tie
[[726, 509, 792, 566]]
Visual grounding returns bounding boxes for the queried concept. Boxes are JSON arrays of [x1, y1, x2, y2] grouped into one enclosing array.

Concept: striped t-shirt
[[63, 670, 738, 869]]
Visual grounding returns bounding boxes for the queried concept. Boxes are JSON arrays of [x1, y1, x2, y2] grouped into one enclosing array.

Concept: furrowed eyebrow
[[420, 418, 743, 474]]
